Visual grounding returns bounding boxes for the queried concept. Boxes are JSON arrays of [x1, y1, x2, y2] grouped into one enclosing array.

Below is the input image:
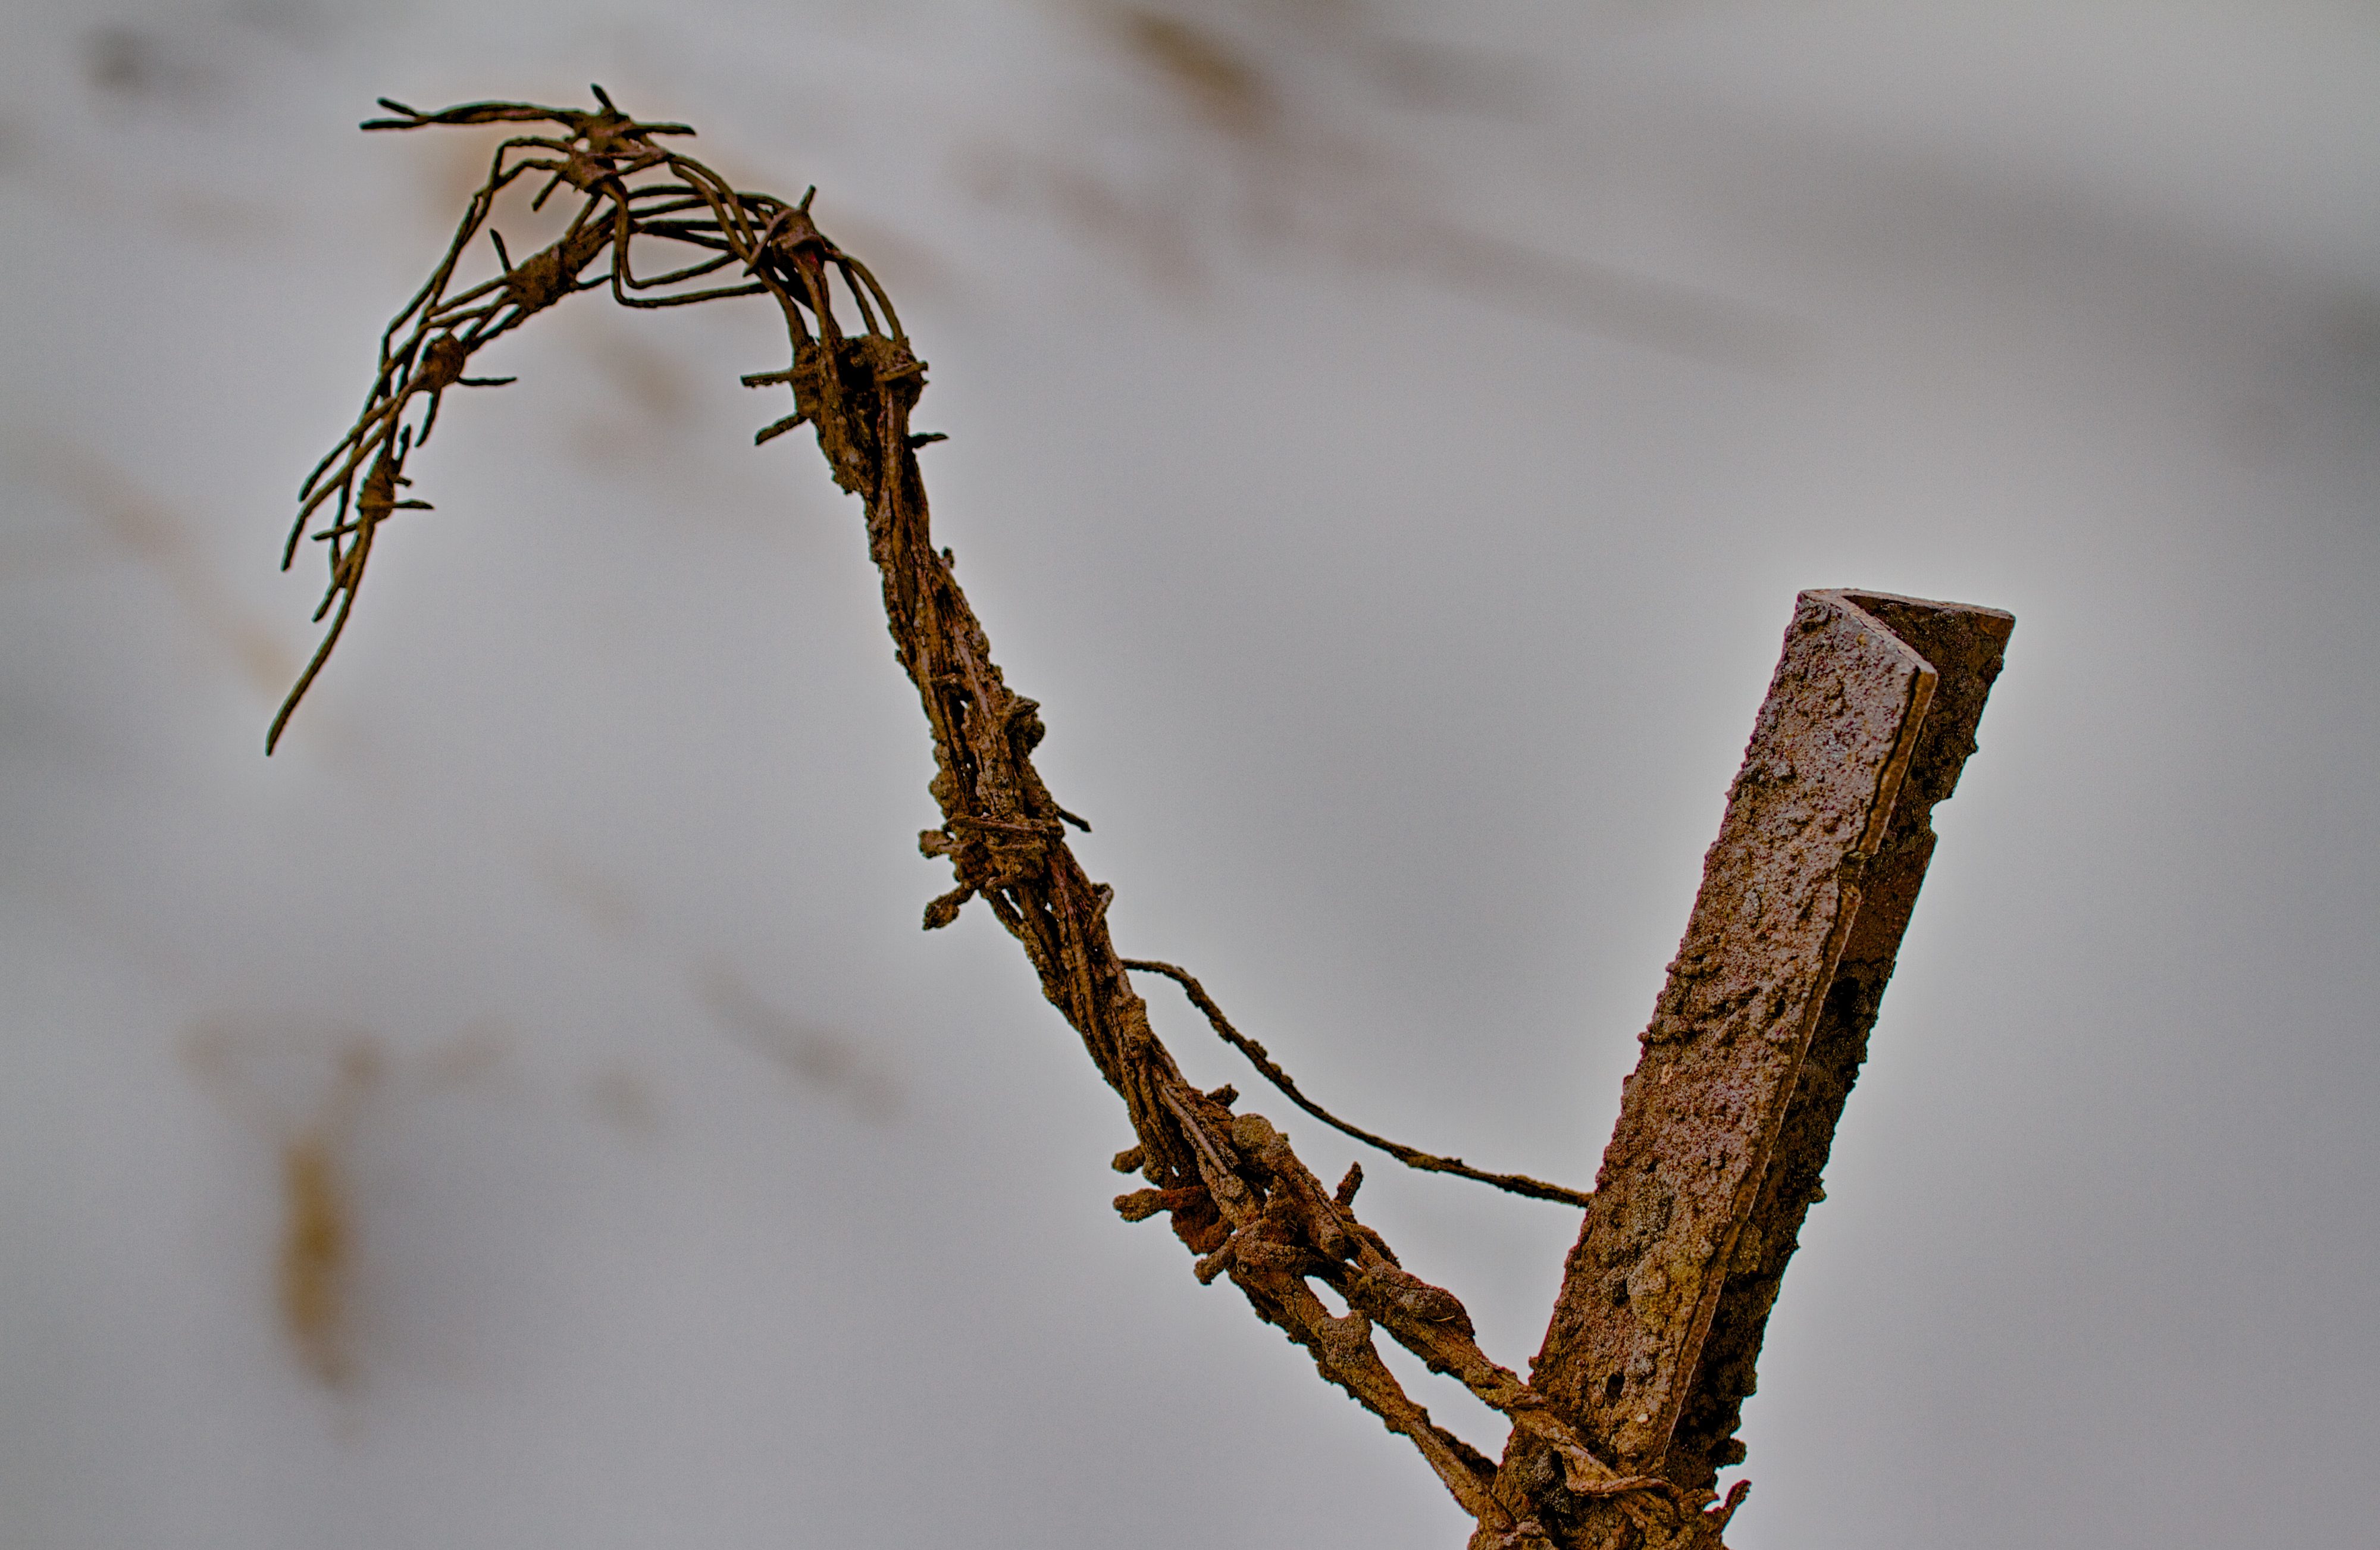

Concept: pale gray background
[[2, 3, 2374, 1548]]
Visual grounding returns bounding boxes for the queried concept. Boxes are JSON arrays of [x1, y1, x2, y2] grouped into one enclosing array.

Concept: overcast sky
[[2, 3, 2375, 1548]]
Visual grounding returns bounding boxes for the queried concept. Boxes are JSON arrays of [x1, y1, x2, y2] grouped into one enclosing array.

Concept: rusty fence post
[[1494, 590, 2011, 1546]]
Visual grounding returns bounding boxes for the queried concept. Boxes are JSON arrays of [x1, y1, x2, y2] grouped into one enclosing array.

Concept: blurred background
[[1, 2, 2374, 1546]]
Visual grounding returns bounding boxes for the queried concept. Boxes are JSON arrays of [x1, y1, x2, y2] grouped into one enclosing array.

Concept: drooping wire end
[[360, 96, 424, 130]]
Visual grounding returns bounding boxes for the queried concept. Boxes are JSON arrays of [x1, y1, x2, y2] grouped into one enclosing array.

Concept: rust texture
[[268, 92, 2009, 1550], [1661, 593, 2013, 1495], [1496, 591, 2011, 1547]]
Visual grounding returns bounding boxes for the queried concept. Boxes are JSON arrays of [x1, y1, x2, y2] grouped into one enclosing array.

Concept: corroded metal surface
[[1500, 590, 2010, 1545], [1662, 593, 2014, 1494]]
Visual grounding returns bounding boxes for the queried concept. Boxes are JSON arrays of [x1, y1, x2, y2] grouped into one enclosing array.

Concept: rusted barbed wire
[[270, 90, 1738, 1549], [270, 84, 901, 753]]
